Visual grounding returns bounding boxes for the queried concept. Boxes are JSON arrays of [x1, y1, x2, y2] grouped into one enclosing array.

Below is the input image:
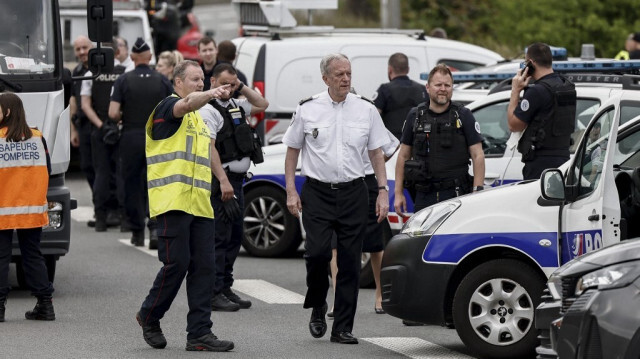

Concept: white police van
[[379, 70, 640, 358], [230, 0, 504, 145]]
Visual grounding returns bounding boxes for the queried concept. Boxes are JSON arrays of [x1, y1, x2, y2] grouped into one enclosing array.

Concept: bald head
[[73, 35, 93, 66]]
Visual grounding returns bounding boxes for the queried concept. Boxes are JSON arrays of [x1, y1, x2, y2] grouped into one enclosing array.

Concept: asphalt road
[[0, 172, 477, 358]]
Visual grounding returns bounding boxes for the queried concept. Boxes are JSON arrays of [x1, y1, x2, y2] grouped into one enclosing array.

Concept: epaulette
[[299, 95, 318, 105], [355, 94, 375, 105]]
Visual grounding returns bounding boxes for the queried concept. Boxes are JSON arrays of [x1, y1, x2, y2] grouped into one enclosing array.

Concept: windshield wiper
[[0, 75, 23, 92]]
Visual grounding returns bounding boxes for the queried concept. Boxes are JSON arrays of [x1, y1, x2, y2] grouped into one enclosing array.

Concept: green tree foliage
[[403, 0, 640, 58]]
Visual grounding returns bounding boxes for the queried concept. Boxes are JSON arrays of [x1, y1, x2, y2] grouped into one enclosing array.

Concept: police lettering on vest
[[91, 65, 126, 120], [517, 75, 576, 161], [404, 101, 472, 192], [209, 99, 263, 164]]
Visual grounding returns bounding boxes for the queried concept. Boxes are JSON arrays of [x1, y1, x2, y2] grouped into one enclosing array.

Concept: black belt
[[306, 177, 363, 189]]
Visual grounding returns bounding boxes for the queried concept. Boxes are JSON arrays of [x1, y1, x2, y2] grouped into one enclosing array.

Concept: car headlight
[[400, 200, 460, 237], [575, 260, 640, 296]]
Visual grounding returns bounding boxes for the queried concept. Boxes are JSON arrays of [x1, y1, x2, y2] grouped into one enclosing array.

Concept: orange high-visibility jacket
[[0, 128, 49, 230]]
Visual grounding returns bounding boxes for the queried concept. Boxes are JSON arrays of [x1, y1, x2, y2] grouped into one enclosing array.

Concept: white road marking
[[71, 205, 94, 223], [118, 239, 156, 256], [362, 337, 474, 359], [232, 279, 305, 304]]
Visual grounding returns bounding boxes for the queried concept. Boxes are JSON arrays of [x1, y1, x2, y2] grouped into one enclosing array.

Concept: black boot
[[0, 296, 6, 322], [95, 211, 107, 232], [25, 296, 55, 321]]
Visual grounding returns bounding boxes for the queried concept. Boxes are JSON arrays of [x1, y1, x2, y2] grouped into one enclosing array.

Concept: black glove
[[219, 197, 242, 224], [102, 120, 120, 145]]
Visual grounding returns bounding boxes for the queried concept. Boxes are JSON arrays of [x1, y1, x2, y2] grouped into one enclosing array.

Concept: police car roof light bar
[[423, 60, 640, 83]]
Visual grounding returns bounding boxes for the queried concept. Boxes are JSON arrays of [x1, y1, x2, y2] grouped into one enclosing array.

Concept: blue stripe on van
[[423, 232, 560, 267]]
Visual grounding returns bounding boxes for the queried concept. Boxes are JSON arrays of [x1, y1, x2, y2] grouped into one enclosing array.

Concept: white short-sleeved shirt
[[364, 128, 399, 175], [282, 91, 390, 183], [80, 70, 94, 97], [200, 98, 253, 173]]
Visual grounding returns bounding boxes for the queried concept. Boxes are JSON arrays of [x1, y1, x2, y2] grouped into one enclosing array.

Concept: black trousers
[[414, 188, 458, 213], [91, 129, 120, 217], [77, 119, 95, 191], [522, 156, 569, 181], [120, 129, 151, 232], [211, 176, 244, 295], [0, 228, 54, 298], [301, 179, 368, 334], [139, 211, 215, 340]]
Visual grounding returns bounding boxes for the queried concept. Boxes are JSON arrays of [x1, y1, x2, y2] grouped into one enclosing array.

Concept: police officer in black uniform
[[81, 40, 126, 232], [373, 52, 427, 140], [508, 42, 576, 180], [199, 63, 269, 311], [395, 64, 486, 215], [109, 38, 173, 248]]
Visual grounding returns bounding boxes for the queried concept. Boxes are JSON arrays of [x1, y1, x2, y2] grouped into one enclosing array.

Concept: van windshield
[[0, 0, 56, 75]]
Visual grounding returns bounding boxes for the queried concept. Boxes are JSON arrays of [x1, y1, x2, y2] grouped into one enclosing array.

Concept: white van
[[230, 2, 503, 144], [380, 82, 640, 358]]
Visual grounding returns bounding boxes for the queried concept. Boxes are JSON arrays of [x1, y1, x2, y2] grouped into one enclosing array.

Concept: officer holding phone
[[507, 42, 576, 180]]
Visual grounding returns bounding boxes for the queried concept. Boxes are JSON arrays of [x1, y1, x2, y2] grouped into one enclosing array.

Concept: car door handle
[[588, 214, 600, 221]]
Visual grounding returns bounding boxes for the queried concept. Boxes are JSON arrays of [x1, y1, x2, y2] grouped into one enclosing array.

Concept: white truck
[[3, 0, 112, 286]]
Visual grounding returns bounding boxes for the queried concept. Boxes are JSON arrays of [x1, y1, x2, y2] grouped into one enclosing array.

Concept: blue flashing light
[[425, 60, 640, 83]]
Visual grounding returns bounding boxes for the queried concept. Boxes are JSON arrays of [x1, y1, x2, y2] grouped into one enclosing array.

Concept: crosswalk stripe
[[232, 279, 305, 304], [71, 205, 94, 223], [361, 337, 474, 359]]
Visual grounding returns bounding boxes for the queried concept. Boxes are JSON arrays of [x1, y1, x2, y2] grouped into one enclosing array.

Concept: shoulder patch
[[356, 94, 375, 105], [299, 96, 317, 105]]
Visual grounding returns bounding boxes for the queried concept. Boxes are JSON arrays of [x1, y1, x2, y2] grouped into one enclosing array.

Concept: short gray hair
[[320, 53, 349, 76], [173, 60, 200, 81]]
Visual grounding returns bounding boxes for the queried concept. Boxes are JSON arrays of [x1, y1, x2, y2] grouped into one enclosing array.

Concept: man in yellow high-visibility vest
[[135, 59, 235, 352]]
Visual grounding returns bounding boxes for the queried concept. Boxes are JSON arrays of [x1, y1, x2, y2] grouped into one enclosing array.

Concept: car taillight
[[250, 81, 265, 127]]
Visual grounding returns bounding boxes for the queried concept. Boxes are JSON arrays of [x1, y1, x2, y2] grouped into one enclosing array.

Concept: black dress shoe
[[330, 331, 358, 344], [375, 306, 385, 314], [309, 303, 327, 338]]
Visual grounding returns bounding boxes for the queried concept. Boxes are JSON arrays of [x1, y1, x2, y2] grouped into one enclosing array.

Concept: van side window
[[569, 108, 614, 197]]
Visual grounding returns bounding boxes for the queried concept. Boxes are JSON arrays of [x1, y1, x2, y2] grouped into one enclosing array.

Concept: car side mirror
[[540, 169, 566, 201]]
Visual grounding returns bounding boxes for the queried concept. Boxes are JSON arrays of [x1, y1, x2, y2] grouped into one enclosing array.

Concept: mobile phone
[[522, 60, 535, 77]]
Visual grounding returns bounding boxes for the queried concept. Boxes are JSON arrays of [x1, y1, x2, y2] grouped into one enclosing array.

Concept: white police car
[[380, 83, 640, 358]]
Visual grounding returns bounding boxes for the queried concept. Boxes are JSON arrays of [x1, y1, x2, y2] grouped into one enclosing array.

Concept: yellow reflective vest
[[0, 128, 49, 230], [146, 96, 214, 218]]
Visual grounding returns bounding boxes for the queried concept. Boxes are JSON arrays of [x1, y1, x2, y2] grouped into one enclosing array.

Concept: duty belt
[[306, 177, 364, 190], [415, 176, 467, 193], [225, 170, 248, 181]]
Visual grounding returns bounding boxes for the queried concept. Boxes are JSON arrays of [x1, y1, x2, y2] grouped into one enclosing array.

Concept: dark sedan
[[535, 239, 640, 359]]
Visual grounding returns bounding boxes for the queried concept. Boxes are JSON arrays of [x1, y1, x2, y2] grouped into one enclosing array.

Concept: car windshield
[[0, 0, 56, 75]]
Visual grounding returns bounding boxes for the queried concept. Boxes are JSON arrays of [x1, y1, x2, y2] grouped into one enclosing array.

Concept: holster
[[403, 159, 428, 188]]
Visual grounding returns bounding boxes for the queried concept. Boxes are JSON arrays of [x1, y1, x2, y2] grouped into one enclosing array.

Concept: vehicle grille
[[560, 277, 578, 314], [566, 290, 595, 313]]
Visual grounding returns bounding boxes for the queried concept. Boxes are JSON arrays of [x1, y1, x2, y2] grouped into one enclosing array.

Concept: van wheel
[[452, 259, 544, 359], [359, 221, 392, 288], [243, 186, 301, 257]]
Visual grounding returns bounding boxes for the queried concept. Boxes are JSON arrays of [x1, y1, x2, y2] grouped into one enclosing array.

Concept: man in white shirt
[[283, 53, 390, 345]]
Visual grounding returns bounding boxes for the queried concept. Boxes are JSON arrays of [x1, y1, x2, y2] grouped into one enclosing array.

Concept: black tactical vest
[[518, 75, 576, 160], [382, 80, 426, 140], [210, 100, 254, 163], [411, 102, 470, 180], [90, 65, 125, 121], [121, 69, 168, 130]]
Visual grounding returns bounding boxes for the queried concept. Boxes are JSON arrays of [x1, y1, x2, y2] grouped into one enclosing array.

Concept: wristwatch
[[473, 186, 484, 192], [378, 185, 389, 192]]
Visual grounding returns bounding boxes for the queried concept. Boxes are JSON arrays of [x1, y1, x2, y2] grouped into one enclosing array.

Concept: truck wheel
[[452, 259, 544, 359], [243, 186, 301, 257], [359, 221, 392, 288]]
